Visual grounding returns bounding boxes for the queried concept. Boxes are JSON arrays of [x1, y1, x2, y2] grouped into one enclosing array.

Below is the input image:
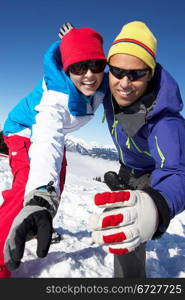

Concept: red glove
[[89, 190, 158, 254]]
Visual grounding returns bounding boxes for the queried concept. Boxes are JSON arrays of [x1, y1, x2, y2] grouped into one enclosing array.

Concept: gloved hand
[[104, 171, 130, 191], [58, 22, 74, 39], [4, 183, 59, 271], [89, 190, 158, 254]]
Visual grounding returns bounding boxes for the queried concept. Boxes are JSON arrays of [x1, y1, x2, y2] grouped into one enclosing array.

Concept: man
[[90, 21, 185, 277]]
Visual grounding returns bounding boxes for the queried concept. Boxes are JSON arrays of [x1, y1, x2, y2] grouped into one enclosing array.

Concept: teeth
[[82, 81, 95, 85], [119, 90, 132, 95]]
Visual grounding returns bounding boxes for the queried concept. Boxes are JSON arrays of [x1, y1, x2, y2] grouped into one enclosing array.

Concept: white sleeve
[[25, 90, 68, 196]]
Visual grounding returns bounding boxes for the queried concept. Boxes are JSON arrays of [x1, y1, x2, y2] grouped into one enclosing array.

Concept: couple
[[0, 20, 185, 278]]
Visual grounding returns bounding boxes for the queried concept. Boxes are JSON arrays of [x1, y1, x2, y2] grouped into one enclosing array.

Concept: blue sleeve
[[3, 80, 43, 136], [148, 116, 185, 218]]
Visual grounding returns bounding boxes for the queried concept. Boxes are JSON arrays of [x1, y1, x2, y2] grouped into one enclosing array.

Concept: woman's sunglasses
[[108, 64, 150, 81], [68, 60, 106, 75]]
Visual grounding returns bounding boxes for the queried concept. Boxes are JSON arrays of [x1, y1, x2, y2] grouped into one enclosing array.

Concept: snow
[[66, 135, 93, 151], [0, 152, 185, 278], [66, 135, 115, 150]]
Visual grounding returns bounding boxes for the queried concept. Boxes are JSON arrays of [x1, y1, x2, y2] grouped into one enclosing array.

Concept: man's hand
[[89, 190, 158, 254], [58, 22, 74, 39]]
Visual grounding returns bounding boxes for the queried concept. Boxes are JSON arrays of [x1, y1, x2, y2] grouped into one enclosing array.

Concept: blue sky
[[1, 0, 185, 145]]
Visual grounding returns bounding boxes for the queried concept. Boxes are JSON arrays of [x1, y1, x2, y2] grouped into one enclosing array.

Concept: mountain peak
[[65, 135, 118, 161]]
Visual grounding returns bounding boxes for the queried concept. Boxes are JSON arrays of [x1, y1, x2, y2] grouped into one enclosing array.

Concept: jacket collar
[[113, 89, 156, 137]]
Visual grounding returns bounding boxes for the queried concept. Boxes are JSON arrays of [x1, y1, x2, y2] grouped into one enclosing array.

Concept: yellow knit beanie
[[107, 21, 157, 76]]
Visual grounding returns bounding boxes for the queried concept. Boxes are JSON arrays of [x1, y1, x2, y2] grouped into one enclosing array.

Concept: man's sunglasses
[[108, 64, 150, 81], [68, 60, 106, 75]]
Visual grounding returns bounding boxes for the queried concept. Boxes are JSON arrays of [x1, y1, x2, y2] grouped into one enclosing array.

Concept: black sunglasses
[[68, 60, 106, 75], [108, 64, 150, 81]]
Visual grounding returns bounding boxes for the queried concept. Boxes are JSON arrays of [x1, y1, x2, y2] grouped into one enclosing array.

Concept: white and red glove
[[89, 190, 159, 254]]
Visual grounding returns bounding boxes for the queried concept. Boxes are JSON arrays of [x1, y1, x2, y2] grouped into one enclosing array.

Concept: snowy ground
[[0, 152, 185, 278]]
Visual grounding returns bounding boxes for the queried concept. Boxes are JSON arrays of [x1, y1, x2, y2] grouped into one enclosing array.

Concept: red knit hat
[[60, 27, 106, 72]]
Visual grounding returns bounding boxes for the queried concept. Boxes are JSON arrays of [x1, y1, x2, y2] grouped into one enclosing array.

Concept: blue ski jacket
[[3, 41, 107, 196], [103, 63, 185, 223]]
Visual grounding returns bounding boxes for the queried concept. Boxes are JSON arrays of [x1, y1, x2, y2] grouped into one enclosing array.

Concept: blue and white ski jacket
[[3, 41, 107, 195], [103, 63, 185, 221]]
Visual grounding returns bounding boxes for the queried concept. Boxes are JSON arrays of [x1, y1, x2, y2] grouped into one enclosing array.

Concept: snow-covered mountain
[[65, 136, 118, 161]]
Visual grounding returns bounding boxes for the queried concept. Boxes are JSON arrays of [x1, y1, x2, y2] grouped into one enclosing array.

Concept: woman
[[0, 23, 107, 277]]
